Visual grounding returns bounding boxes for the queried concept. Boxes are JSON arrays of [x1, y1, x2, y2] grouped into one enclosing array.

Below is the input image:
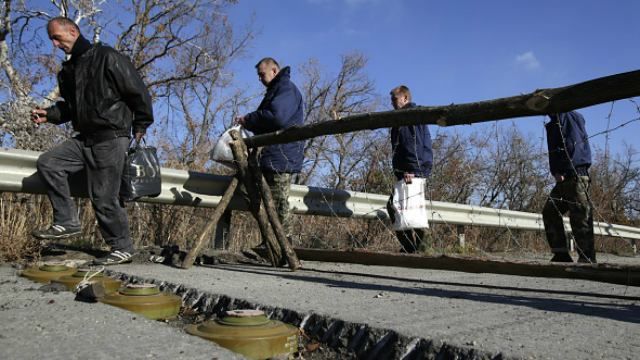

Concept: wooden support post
[[248, 149, 301, 270], [180, 177, 239, 269], [228, 130, 283, 267]]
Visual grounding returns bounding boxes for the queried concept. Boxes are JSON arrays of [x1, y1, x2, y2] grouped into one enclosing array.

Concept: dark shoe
[[93, 250, 134, 265], [550, 252, 573, 263], [32, 225, 81, 240]]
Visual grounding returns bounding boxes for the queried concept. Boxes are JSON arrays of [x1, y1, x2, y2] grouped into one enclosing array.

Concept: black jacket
[[244, 66, 304, 173], [391, 102, 433, 179], [46, 36, 154, 143], [545, 111, 592, 176]]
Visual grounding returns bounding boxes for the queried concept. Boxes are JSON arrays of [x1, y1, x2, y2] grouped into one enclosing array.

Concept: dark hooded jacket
[[391, 102, 433, 179], [244, 66, 304, 173], [545, 111, 592, 177], [46, 36, 154, 144]]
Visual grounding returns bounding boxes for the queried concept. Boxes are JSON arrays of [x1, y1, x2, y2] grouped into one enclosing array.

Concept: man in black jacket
[[235, 57, 304, 239], [542, 111, 595, 263], [386, 85, 433, 253], [30, 17, 154, 265]]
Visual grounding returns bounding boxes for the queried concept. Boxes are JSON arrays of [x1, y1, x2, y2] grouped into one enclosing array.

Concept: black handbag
[[120, 139, 161, 201]]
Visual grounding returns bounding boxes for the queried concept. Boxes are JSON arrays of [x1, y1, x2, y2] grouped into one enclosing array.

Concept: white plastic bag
[[209, 125, 251, 167], [391, 178, 430, 230]]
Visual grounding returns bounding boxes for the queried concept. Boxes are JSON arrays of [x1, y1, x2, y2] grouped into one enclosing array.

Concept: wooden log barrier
[[248, 149, 301, 270], [180, 177, 239, 269], [289, 248, 640, 287]]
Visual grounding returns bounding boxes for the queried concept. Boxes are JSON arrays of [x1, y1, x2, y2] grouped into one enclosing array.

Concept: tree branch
[[245, 69, 640, 149]]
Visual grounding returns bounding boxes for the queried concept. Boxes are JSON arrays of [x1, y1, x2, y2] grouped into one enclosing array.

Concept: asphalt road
[[0, 265, 244, 360], [2, 254, 639, 360], [108, 258, 640, 360]]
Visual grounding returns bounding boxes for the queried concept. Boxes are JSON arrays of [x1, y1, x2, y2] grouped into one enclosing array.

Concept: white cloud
[[515, 51, 541, 70]]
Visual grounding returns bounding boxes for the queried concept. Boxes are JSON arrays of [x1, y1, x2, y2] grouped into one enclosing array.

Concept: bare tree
[[0, 0, 73, 150], [475, 124, 547, 211], [429, 131, 481, 204], [348, 135, 394, 194], [590, 145, 640, 224], [154, 15, 255, 169], [111, 1, 248, 98], [296, 52, 380, 188]]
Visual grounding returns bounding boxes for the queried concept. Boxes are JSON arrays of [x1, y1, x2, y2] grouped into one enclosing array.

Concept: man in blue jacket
[[542, 111, 595, 263], [236, 58, 304, 239], [386, 85, 433, 253]]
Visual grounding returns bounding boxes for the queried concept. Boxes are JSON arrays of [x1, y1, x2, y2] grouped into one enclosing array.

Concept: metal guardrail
[[1, 148, 640, 241]]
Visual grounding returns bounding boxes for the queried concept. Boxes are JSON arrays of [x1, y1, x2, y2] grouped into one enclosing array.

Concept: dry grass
[[0, 194, 45, 262], [1, 192, 636, 262]]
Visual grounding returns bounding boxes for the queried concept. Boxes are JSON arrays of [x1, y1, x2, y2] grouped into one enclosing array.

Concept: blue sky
[[226, 0, 640, 160]]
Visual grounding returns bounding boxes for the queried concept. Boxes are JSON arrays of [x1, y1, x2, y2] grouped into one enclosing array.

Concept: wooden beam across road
[[244, 69, 640, 148], [287, 248, 640, 287]]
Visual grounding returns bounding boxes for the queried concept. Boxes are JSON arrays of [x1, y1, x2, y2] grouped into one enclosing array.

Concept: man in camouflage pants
[[235, 57, 304, 241], [263, 171, 293, 235], [542, 111, 595, 263]]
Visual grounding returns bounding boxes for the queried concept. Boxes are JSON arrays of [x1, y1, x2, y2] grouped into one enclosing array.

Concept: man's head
[[255, 57, 280, 87], [390, 85, 412, 110], [47, 17, 80, 54]]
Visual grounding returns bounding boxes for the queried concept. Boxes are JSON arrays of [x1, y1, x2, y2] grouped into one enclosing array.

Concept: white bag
[[209, 125, 251, 167], [391, 178, 430, 230]]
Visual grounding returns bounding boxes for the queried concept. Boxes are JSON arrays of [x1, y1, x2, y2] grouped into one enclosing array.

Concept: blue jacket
[[391, 102, 433, 179], [244, 66, 304, 173], [545, 111, 592, 176]]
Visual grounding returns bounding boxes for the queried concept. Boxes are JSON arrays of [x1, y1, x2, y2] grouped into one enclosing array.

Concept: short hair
[[255, 57, 280, 70], [48, 17, 80, 32], [390, 85, 412, 102]]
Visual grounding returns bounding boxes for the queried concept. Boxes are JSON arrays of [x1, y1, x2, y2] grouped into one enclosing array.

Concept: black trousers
[[542, 175, 594, 261], [36, 136, 133, 252]]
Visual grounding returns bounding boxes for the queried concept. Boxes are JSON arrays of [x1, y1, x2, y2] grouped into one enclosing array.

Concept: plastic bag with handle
[[390, 178, 430, 230], [209, 125, 252, 168]]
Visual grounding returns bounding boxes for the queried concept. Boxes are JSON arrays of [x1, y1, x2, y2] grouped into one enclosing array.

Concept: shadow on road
[[208, 263, 640, 324]]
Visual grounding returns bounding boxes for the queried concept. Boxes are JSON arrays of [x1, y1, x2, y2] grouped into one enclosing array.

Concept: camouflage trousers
[[542, 175, 594, 259], [263, 172, 292, 237]]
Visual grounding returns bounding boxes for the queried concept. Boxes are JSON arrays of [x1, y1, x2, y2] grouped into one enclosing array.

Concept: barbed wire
[[3, 101, 640, 264]]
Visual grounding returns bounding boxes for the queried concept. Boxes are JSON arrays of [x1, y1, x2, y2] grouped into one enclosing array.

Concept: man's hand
[[30, 108, 48, 124], [234, 116, 246, 126], [403, 173, 415, 184], [553, 174, 565, 183], [134, 132, 144, 142]]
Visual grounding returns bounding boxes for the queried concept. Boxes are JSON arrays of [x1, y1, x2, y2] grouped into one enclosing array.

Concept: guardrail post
[[569, 235, 575, 253], [457, 225, 465, 248], [211, 210, 231, 250]]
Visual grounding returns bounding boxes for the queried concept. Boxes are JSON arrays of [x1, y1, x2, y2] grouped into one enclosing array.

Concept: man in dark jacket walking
[[386, 85, 433, 253], [542, 111, 595, 263], [30, 17, 154, 265], [235, 57, 304, 238]]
